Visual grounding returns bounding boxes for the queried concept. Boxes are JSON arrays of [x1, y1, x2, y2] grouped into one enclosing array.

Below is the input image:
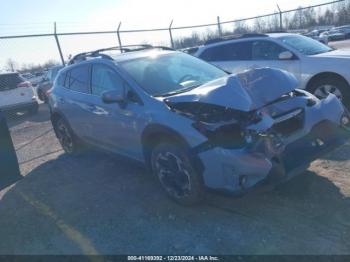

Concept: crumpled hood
[[165, 67, 298, 112], [312, 49, 350, 58]]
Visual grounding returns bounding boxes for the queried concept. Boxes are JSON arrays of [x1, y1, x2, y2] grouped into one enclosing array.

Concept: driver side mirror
[[278, 51, 294, 60], [102, 89, 126, 107]]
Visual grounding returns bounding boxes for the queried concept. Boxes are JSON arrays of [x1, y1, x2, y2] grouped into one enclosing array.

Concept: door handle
[[86, 104, 108, 115], [86, 104, 96, 111]]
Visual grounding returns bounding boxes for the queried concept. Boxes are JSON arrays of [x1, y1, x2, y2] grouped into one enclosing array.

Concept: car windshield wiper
[[310, 49, 333, 55], [155, 84, 202, 97]]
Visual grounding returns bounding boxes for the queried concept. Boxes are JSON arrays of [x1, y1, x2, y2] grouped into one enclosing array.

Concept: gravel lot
[[1, 41, 350, 254]]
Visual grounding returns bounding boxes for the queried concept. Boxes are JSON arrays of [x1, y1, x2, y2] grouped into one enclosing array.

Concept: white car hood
[[312, 49, 350, 58], [165, 68, 298, 112]]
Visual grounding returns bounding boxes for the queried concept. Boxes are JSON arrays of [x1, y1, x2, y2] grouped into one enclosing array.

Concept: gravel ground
[[3, 40, 350, 254], [0, 104, 349, 255]]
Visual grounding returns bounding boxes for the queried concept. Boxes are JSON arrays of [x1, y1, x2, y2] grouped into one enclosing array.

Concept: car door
[[250, 40, 301, 81], [58, 64, 93, 139], [199, 41, 252, 74], [87, 63, 144, 159]]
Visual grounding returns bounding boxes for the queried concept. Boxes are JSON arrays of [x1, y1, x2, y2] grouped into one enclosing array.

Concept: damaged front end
[[165, 68, 350, 193]]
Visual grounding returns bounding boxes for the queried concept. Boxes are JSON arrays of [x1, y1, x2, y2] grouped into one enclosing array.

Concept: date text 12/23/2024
[[127, 256, 219, 261]]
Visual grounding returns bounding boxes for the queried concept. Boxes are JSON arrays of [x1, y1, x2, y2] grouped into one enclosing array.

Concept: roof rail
[[204, 33, 268, 45], [68, 45, 174, 65], [181, 46, 200, 55]]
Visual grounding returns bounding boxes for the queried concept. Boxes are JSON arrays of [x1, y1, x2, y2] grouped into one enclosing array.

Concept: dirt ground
[[0, 103, 349, 255]]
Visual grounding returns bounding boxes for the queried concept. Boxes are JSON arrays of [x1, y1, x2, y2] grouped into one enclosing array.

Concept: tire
[[151, 142, 204, 205], [308, 75, 350, 109], [53, 117, 83, 155], [37, 89, 45, 102]]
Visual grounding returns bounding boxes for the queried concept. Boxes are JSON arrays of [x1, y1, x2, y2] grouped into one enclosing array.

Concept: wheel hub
[[314, 84, 343, 100], [155, 151, 191, 198], [56, 121, 73, 153]]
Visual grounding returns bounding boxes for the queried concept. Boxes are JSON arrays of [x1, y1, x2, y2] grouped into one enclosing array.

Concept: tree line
[[174, 0, 350, 49]]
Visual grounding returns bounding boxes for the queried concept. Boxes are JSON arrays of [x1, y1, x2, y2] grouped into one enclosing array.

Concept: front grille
[[272, 108, 304, 136]]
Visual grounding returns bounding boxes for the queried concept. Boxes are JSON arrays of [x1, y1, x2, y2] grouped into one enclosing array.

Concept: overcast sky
[[0, 0, 333, 69]]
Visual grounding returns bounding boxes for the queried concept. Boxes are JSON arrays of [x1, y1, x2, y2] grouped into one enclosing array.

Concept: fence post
[[217, 16, 222, 36], [117, 22, 123, 51], [54, 22, 65, 66], [169, 20, 174, 48], [277, 4, 283, 30]]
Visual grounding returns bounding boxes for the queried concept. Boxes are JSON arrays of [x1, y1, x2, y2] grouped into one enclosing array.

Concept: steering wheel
[[178, 74, 195, 84]]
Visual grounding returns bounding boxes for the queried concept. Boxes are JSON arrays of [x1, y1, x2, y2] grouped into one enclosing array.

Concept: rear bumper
[[0, 100, 38, 113]]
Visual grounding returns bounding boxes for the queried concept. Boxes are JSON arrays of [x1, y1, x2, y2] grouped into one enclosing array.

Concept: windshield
[[119, 52, 227, 96], [279, 35, 333, 55]]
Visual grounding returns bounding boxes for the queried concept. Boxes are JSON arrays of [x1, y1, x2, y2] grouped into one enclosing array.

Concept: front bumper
[[197, 94, 350, 193]]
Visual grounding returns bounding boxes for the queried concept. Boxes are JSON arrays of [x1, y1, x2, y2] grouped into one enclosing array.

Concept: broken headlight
[[192, 121, 247, 149], [294, 89, 319, 106]]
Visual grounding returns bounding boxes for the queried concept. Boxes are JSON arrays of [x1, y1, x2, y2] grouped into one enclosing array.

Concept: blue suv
[[49, 45, 350, 205]]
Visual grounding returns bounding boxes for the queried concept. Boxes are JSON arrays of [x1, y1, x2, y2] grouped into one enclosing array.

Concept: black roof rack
[[68, 45, 174, 65], [181, 46, 200, 55], [204, 33, 268, 45]]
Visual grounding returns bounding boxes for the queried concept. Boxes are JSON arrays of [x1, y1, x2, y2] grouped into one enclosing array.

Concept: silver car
[[49, 46, 350, 205], [191, 33, 350, 109]]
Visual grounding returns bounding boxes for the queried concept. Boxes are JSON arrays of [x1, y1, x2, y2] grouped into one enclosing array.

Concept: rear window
[[0, 74, 23, 91], [49, 66, 63, 81]]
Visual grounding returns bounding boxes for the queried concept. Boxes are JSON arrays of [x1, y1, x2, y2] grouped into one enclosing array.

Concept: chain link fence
[[0, 0, 349, 124]]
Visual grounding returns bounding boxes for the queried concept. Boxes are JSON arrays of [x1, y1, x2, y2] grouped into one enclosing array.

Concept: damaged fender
[[165, 68, 350, 192]]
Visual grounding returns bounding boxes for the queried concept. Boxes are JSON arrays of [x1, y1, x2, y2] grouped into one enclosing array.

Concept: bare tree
[[233, 21, 250, 34], [6, 59, 17, 72]]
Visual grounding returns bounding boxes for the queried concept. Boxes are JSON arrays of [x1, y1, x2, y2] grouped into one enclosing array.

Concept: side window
[[251, 40, 287, 60], [91, 64, 124, 96], [66, 65, 90, 93], [200, 41, 252, 62]]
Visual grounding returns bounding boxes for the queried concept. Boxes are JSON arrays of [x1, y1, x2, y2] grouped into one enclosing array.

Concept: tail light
[[17, 81, 32, 88], [46, 88, 52, 97]]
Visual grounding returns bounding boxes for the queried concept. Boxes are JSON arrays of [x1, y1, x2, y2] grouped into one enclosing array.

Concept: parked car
[[191, 33, 350, 109], [29, 71, 46, 87], [21, 73, 35, 80], [321, 29, 346, 41], [36, 65, 64, 103], [304, 30, 329, 45], [0, 72, 39, 114], [49, 46, 350, 205], [334, 25, 350, 38]]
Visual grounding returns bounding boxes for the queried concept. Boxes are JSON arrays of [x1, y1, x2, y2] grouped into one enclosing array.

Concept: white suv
[[191, 33, 350, 108], [0, 72, 39, 114]]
